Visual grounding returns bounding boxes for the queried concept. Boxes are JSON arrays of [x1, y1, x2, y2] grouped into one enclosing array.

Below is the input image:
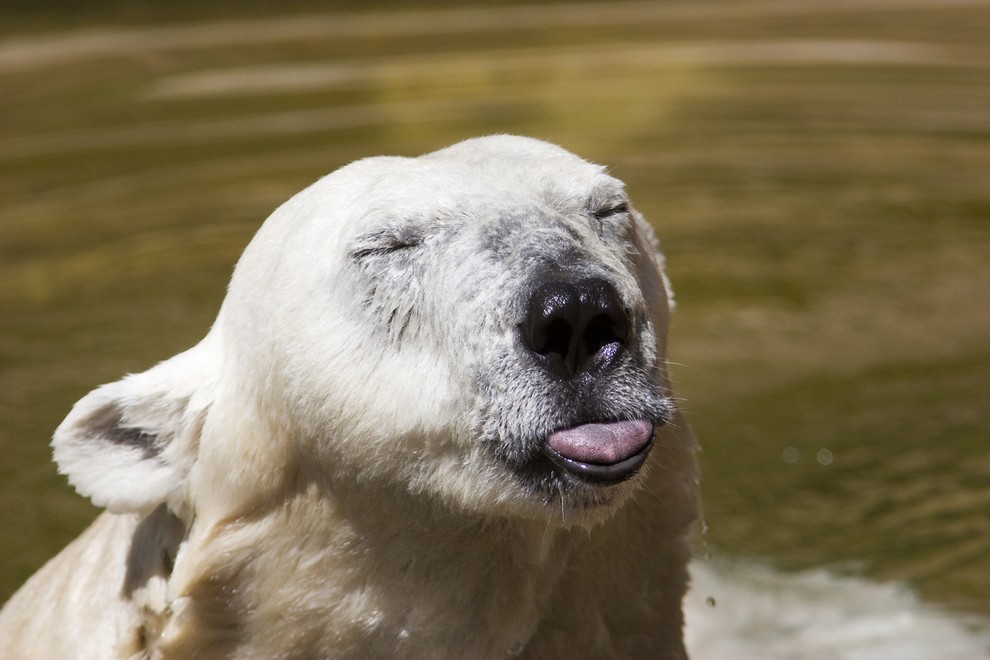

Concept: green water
[[2, 0, 988, 619]]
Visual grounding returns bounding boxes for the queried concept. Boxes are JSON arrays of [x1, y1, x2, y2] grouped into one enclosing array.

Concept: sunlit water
[[2, 1, 989, 655]]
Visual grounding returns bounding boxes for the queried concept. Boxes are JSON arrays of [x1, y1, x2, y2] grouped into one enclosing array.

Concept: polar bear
[[0, 136, 698, 659]]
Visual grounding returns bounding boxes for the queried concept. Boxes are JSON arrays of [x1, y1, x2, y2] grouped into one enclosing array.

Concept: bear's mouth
[[542, 420, 654, 484]]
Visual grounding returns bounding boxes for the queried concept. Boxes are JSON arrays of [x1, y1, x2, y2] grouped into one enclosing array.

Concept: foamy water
[[685, 559, 990, 659]]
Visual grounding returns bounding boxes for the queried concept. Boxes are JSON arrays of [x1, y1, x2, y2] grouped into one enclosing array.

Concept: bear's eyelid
[[350, 230, 422, 261], [592, 201, 630, 220]]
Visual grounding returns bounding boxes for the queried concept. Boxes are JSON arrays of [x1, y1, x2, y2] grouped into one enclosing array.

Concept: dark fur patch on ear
[[81, 402, 160, 459]]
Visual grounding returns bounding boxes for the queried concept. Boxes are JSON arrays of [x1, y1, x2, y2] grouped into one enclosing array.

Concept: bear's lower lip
[[542, 421, 654, 484]]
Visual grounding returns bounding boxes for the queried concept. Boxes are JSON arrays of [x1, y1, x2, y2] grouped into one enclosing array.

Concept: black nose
[[521, 278, 630, 380]]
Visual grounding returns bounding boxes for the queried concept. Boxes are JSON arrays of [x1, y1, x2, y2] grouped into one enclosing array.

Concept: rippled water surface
[[2, 0, 989, 646]]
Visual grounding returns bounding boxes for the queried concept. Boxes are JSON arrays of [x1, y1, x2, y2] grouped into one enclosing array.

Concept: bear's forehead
[[284, 138, 629, 257], [356, 154, 624, 224]]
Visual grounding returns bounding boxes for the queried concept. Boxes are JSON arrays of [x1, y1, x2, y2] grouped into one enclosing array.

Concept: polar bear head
[[53, 136, 681, 526]]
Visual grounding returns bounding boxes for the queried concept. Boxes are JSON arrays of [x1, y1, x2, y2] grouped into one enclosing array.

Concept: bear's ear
[[52, 339, 218, 517]]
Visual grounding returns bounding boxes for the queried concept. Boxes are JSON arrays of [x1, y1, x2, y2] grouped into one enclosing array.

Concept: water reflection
[[1, 0, 988, 644]]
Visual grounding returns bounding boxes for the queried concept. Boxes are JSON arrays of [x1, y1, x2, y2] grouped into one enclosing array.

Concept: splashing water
[[685, 559, 990, 659]]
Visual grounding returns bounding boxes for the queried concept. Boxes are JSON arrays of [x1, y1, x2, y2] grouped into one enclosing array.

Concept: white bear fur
[[0, 136, 698, 659]]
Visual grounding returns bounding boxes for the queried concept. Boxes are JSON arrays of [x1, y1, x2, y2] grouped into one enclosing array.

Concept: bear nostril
[[584, 311, 629, 369], [522, 278, 629, 379], [536, 318, 573, 358]]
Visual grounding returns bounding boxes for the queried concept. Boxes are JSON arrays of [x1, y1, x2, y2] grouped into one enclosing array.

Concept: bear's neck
[[162, 476, 582, 658]]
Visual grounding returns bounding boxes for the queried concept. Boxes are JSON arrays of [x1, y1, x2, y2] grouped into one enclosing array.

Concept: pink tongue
[[547, 420, 653, 465]]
